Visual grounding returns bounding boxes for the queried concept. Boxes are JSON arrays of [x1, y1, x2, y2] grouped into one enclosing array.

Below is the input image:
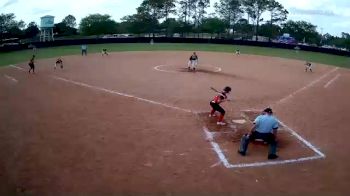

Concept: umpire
[[238, 108, 279, 159]]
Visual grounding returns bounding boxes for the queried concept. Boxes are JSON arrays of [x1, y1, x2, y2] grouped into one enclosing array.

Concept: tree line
[[1, 0, 349, 49], [0, 13, 77, 42]]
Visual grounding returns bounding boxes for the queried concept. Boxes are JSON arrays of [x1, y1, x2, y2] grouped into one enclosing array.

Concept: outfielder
[[28, 55, 35, 74], [188, 52, 198, 71]]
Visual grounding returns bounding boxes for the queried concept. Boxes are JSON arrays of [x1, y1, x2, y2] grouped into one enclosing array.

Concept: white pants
[[188, 60, 198, 69], [306, 65, 313, 71]]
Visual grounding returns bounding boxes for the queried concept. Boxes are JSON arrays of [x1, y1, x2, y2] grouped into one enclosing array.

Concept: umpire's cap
[[263, 107, 273, 114]]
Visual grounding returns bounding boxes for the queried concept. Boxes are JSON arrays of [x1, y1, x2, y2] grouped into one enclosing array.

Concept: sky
[[1, 0, 350, 36]]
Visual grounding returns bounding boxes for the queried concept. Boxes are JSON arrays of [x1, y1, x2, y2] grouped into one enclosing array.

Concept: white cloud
[[289, 8, 338, 17], [1, 0, 18, 8], [1, 0, 142, 24]]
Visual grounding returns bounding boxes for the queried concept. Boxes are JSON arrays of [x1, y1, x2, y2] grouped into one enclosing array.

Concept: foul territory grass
[[0, 43, 349, 68]]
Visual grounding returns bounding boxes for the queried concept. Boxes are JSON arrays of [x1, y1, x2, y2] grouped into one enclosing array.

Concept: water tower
[[40, 15, 55, 42]]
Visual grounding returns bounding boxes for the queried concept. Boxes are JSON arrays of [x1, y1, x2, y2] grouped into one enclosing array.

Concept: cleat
[[217, 122, 226, 126], [238, 151, 246, 156], [268, 154, 278, 159]]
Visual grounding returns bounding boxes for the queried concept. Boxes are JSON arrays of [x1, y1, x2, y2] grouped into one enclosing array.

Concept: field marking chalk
[[9, 65, 25, 71], [278, 120, 325, 158], [4, 75, 18, 83], [210, 161, 222, 168], [154, 64, 222, 73], [203, 127, 231, 168], [274, 67, 338, 105], [241, 109, 325, 157], [232, 119, 246, 124], [154, 65, 178, 73], [51, 76, 193, 114], [227, 155, 324, 168], [324, 74, 341, 88]]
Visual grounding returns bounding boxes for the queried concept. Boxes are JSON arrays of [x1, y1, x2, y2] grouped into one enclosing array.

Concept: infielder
[[28, 55, 35, 74], [188, 52, 198, 71], [235, 49, 241, 55], [238, 108, 279, 159], [102, 48, 109, 56], [54, 58, 63, 69], [209, 86, 232, 126], [81, 44, 88, 56], [305, 61, 313, 72]]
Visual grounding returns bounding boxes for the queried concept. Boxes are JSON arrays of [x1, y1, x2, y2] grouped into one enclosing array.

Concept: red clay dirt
[[0, 51, 350, 195]]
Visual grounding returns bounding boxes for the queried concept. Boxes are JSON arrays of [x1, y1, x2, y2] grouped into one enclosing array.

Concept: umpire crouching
[[238, 108, 279, 159]]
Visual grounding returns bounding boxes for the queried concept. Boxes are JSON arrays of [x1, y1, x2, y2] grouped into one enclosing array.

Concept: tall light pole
[[320, 27, 324, 45]]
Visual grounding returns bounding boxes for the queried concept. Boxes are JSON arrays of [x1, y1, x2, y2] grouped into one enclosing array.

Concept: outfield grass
[[0, 43, 349, 68]]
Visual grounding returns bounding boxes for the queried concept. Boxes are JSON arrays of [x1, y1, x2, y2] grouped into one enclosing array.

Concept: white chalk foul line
[[51, 76, 193, 113], [9, 65, 25, 71], [4, 75, 18, 83], [278, 120, 325, 158], [274, 67, 339, 105], [324, 74, 341, 88]]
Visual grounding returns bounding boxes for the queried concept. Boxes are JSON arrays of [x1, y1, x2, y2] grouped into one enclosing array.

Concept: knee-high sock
[[218, 114, 224, 122]]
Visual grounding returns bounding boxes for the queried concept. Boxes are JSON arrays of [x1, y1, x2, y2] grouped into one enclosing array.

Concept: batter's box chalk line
[[203, 110, 325, 169]]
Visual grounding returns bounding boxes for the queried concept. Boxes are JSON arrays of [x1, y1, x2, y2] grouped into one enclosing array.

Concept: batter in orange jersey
[[209, 86, 232, 125]]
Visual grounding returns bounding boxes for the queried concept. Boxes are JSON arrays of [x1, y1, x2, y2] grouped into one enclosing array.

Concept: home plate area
[[197, 110, 324, 168]]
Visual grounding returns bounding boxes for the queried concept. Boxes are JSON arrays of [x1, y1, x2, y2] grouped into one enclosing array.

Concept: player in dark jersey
[[102, 48, 109, 56], [209, 86, 232, 125], [305, 61, 313, 72], [188, 52, 198, 71], [28, 55, 35, 74], [55, 58, 63, 69]]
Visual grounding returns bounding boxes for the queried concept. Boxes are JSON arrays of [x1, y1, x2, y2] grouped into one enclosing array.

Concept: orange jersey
[[211, 92, 227, 104]]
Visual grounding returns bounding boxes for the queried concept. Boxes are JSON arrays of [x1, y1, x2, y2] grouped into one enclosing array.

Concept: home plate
[[232, 119, 247, 124]]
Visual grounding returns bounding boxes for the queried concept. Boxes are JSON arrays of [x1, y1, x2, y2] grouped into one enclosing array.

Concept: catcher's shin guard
[[268, 140, 277, 155], [238, 134, 250, 155]]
